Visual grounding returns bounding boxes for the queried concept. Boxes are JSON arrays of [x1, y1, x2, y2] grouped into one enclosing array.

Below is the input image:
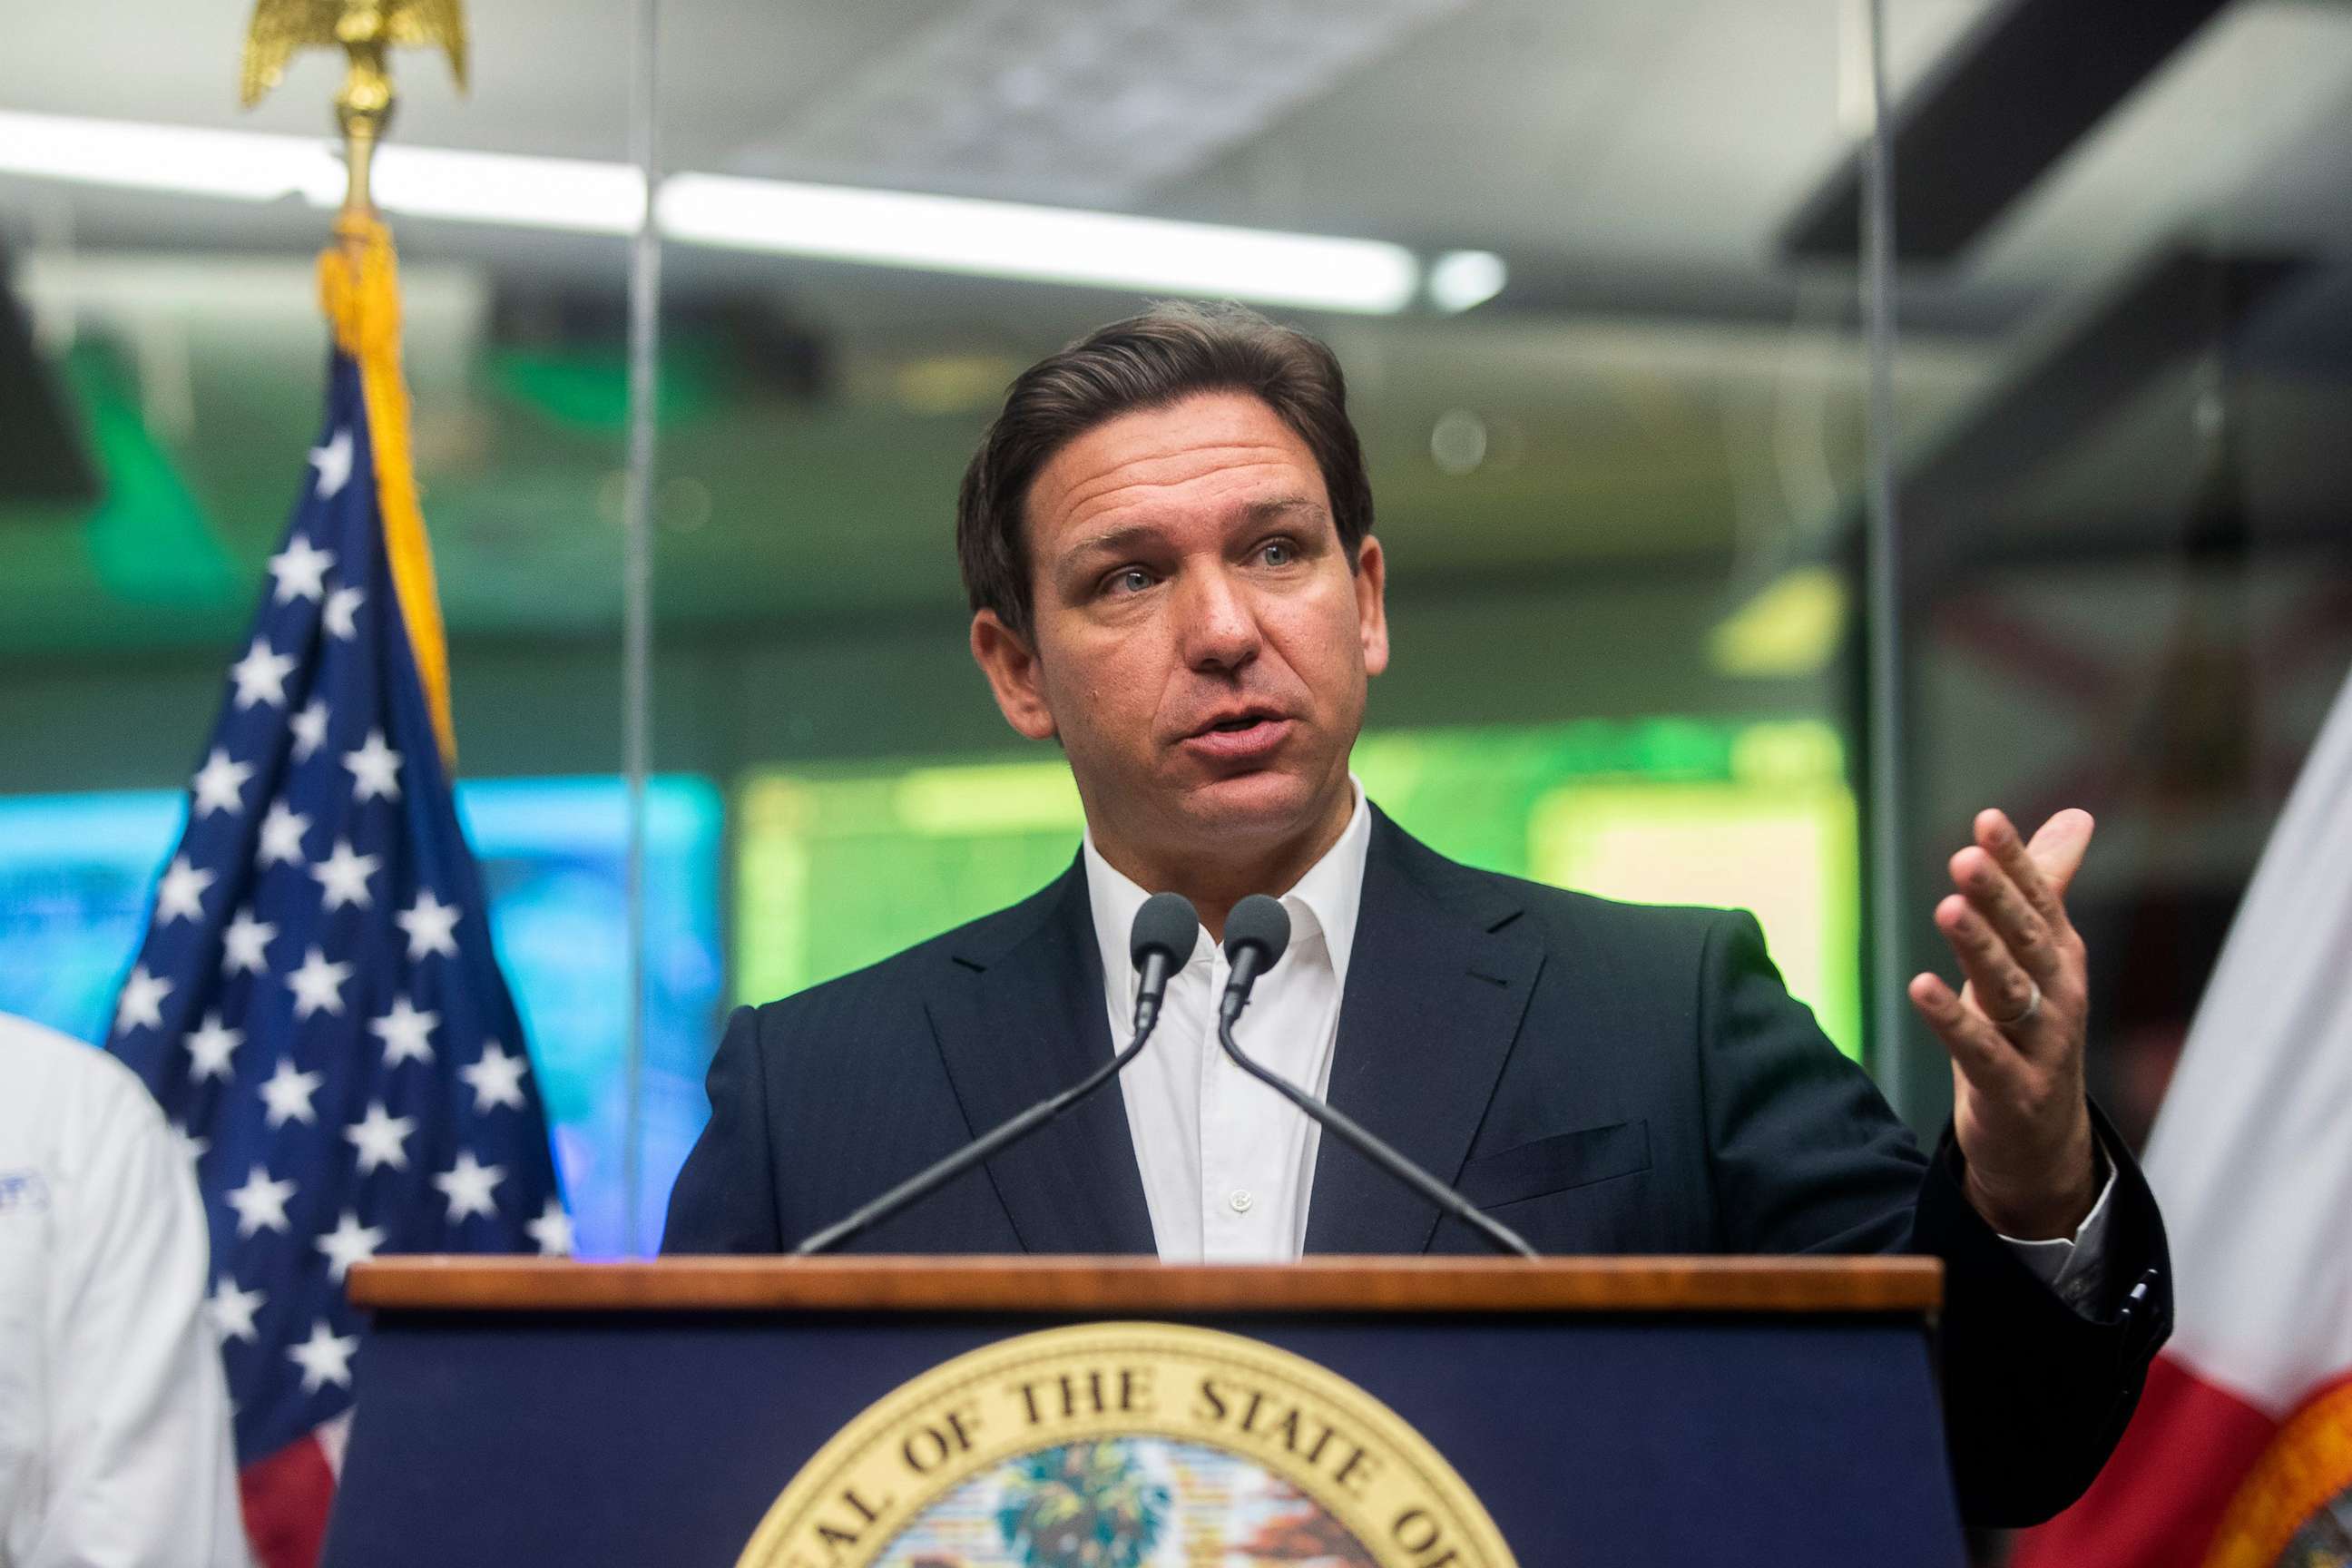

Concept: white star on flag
[[220, 909, 278, 977], [289, 698, 330, 762], [229, 638, 297, 710], [256, 801, 312, 867], [288, 1318, 359, 1393], [315, 1210, 387, 1283], [168, 1122, 211, 1167], [114, 965, 172, 1035], [184, 1012, 243, 1083], [343, 1102, 416, 1174], [309, 427, 354, 498], [260, 1057, 325, 1129], [154, 856, 215, 924], [190, 748, 254, 818], [324, 585, 365, 641], [433, 1150, 505, 1222], [207, 1277, 265, 1345], [267, 535, 336, 604], [342, 730, 402, 803], [395, 888, 461, 961], [460, 1040, 530, 1112], [311, 838, 381, 911], [285, 946, 354, 1020], [368, 995, 438, 1066], [226, 1164, 298, 1238], [526, 1197, 574, 1257]]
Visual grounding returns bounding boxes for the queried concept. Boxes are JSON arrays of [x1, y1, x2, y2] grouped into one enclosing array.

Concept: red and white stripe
[[239, 1412, 351, 1568]]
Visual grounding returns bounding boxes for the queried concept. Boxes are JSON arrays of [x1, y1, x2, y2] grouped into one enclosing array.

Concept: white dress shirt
[[1083, 780, 2115, 1300], [0, 1014, 251, 1568], [1084, 782, 1371, 1262]]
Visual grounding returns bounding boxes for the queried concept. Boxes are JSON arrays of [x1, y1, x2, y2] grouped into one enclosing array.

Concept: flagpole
[[619, 0, 663, 1256]]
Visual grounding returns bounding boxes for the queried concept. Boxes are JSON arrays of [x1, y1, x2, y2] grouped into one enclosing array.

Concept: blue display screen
[[0, 778, 722, 1257]]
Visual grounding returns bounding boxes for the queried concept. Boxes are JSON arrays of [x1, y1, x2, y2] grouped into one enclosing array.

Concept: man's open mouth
[[1180, 710, 1294, 762], [1191, 708, 1285, 738]]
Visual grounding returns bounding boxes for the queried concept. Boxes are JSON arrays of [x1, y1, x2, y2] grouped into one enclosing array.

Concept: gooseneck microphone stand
[[793, 892, 1200, 1256], [1215, 894, 1539, 1259]]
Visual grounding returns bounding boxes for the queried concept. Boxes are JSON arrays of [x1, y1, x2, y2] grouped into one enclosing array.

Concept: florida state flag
[[2012, 665, 2352, 1567]]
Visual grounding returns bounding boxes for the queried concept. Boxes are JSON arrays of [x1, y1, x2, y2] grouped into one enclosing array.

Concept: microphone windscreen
[[1222, 894, 1291, 969], [1130, 891, 1201, 970]]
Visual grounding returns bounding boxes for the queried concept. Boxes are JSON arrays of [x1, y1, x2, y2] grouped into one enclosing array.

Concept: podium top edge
[[346, 1255, 1941, 1316]]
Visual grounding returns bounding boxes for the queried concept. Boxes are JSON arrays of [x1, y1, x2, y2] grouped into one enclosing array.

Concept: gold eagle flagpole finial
[[240, 0, 468, 219]]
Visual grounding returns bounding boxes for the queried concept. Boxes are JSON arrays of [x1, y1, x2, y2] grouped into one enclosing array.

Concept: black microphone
[[1215, 893, 1538, 1259], [1218, 892, 1290, 1024], [793, 892, 1200, 1255], [1130, 890, 1195, 1037]]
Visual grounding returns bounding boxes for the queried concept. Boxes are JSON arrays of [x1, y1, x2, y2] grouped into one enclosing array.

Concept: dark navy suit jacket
[[664, 808, 2171, 1525]]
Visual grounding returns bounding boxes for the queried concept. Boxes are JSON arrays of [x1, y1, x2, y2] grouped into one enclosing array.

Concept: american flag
[[107, 325, 565, 1567]]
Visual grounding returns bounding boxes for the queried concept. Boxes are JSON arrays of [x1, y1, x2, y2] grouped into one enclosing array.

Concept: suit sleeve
[[1694, 909, 2173, 1527], [662, 1004, 783, 1253]]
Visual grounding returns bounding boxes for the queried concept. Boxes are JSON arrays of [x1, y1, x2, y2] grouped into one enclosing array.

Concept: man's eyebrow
[[1063, 524, 1165, 563], [1241, 496, 1326, 524]]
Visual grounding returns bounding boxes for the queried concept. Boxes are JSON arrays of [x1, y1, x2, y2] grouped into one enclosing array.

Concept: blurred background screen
[[736, 718, 1860, 1055], [0, 777, 722, 1257]]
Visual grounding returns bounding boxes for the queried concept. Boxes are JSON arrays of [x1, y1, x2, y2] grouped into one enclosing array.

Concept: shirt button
[[1228, 1189, 1255, 1214]]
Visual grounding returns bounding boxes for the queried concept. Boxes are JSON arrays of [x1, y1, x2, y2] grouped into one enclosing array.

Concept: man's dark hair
[[956, 300, 1375, 639]]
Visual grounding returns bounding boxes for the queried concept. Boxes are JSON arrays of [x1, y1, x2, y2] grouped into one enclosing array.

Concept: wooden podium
[[330, 1257, 1964, 1566]]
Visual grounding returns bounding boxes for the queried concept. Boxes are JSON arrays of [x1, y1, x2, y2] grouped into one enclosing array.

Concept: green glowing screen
[[735, 719, 1861, 1061]]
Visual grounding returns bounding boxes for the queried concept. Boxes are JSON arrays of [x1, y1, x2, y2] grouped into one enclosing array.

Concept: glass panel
[[4, 2, 1952, 1256], [658, 1, 1879, 1094], [1883, 0, 2352, 1144], [0, 5, 647, 1240]]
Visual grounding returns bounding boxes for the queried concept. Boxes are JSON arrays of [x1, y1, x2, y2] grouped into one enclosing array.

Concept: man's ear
[[1354, 534, 1390, 677], [970, 609, 1058, 741]]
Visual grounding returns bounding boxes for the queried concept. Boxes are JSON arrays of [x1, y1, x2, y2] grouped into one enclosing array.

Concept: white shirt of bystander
[[0, 1013, 251, 1568]]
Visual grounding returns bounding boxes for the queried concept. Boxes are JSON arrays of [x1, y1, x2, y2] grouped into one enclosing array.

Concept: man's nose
[[1176, 564, 1260, 673]]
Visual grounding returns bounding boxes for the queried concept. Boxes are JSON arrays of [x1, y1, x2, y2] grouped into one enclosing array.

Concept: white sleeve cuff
[[1995, 1136, 2120, 1314]]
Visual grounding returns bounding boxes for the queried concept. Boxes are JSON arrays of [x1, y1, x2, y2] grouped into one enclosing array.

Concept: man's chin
[[1173, 767, 1330, 841]]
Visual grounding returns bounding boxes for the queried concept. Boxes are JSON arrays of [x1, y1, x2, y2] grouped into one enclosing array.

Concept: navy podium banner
[[328, 1257, 1964, 1567]]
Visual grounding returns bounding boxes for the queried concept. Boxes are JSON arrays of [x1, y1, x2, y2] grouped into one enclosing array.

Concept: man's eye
[[1104, 567, 1154, 595], [1259, 539, 1298, 566]]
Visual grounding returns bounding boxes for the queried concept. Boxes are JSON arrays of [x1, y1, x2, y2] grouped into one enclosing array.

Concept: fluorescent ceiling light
[[370, 146, 644, 233], [0, 111, 645, 234], [659, 173, 1420, 314], [1428, 250, 1506, 313], [0, 111, 342, 203], [0, 111, 1423, 314]]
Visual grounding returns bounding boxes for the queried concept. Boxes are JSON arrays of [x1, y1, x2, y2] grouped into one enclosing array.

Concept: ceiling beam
[[1780, 0, 2231, 262]]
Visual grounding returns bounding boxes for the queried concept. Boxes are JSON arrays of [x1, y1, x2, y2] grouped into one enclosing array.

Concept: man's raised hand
[[1906, 808, 2100, 1240]]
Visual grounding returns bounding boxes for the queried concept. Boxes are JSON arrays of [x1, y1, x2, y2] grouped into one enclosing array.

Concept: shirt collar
[[1082, 775, 1372, 1001]]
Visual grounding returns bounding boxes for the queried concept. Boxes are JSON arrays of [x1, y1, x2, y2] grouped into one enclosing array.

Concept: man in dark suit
[[664, 302, 2171, 1527]]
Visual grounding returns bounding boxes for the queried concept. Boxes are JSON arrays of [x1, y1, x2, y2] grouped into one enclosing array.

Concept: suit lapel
[[924, 862, 1158, 1256], [1305, 812, 1545, 1255]]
